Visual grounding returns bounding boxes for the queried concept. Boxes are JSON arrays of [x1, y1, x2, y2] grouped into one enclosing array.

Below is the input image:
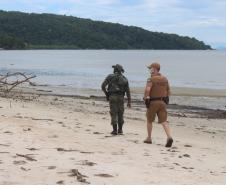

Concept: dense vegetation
[[0, 10, 211, 50], [0, 35, 26, 49]]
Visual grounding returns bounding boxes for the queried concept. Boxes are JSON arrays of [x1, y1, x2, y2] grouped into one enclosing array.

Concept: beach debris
[[20, 167, 30, 171], [68, 169, 90, 184], [16, 154, 37, 161], [3, 131, 13, 134], [56, 180, 64, 184], [0, 72, 36, 95], [26, 147, 39, 151], [78, 160, 96, 166], [56, 148, 78, 152], [182, 166, 194, 170], [0, 151, 9, 154], [183, 154, 191, 158], [80, 151, 94, 154], [94, 173, 114, 178], [23, 128, 31, 132], [203, 131, 216, 134], [173, 163, 181, 166], [93, 132, 103, 135], [0, 143, 10, 147], [167, 149, 179, 153], [31, 117, 54, 122], [13, 160, 27, 165], [48, 166, 56, 170], [184, 144, 192, 147]]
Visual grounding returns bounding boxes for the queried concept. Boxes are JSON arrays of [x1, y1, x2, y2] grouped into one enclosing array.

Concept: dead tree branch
[[0, 72, 36, 95]]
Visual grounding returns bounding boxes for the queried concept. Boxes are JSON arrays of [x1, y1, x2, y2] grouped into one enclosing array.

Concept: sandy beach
[[0, 86, 226, 185]]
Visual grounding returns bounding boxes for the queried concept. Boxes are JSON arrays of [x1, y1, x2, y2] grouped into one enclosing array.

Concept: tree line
[[0, 10, 212, 50]]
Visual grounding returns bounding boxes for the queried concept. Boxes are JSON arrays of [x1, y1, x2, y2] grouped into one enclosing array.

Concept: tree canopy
[[0, 10, 212, 50]]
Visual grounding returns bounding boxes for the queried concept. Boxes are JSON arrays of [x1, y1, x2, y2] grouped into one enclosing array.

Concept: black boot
[[111, 124, 117, 135], [165, 138, 173, 148], [118, 123, 123, 135]]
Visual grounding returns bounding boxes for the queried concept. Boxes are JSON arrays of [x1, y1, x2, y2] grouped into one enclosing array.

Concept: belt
[[150, 97, 166, 101], [109, 92, 124, 96]]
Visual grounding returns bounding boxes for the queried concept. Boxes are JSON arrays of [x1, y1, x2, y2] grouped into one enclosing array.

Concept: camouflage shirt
[[102, 72, 131, 98]]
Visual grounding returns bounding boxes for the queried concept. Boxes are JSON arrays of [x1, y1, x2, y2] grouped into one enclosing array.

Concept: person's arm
[[143, 80, 153, 108], [125, 82, 131, 108], [101, 76, 110, 101], [144, 79, 153, 100], [166, 80, 171, 97]]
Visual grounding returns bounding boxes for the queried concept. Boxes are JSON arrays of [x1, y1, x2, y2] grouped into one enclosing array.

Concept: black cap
[[112, 64, 124, 73]]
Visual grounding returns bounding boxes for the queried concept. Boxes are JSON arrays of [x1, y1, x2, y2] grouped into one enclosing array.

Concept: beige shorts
[[146, 101, 167, 123]]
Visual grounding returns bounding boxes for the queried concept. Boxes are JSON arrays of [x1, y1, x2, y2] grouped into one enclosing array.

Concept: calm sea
[[0, 50, 225, 90]]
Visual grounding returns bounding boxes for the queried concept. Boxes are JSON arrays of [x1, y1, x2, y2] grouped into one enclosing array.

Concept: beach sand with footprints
[[0, 87, 226, 185]]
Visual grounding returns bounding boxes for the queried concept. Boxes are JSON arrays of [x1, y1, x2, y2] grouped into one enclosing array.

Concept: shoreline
[[2, 85, 226, 111], [1, 85, 226, 119], [6, 85, 226, 98]]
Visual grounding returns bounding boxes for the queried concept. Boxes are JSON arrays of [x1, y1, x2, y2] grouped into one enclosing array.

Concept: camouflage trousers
[[109, 95, 124, 126]]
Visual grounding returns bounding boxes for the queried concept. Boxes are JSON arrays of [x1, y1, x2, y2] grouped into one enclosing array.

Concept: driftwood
[[0, 72, 36, 95], [16, 153, 37, 161]]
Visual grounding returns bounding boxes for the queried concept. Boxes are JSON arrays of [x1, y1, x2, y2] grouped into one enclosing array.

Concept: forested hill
[[0, 10, 212, 50]]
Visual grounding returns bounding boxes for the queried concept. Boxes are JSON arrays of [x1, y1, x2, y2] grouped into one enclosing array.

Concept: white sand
[[0, 93, 226, 185]]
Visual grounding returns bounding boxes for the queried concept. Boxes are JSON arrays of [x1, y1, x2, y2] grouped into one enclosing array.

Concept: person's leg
[[158, 102, 173, 147], [147, 121, 153, 139], [118, 96, 124, 134], [161, 121, 172, 139], [144, 121, 153, 143], [109, 96, 118, 135], [144, 105, 156, 143]]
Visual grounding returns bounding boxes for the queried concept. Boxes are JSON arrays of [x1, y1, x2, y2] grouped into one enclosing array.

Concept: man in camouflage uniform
[[101, 64, 131, 135]]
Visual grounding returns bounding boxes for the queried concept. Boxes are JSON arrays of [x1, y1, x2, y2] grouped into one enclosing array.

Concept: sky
[[0, 0, 226, 48]]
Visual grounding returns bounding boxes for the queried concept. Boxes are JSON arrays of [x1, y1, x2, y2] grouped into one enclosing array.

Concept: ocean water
[[0, 50, 226, 90]]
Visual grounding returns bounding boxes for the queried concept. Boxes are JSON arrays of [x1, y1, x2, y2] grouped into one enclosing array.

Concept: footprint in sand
[[127, 139, 139, 144], [143, 152, 150, 156], [48, 135, 58, 138]]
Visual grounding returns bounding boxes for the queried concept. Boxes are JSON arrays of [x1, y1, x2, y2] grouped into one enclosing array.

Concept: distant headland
[[0, 10, 212, 50]]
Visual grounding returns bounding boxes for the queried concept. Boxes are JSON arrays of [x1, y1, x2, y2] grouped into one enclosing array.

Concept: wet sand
[[0, 87, 226, 185]]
